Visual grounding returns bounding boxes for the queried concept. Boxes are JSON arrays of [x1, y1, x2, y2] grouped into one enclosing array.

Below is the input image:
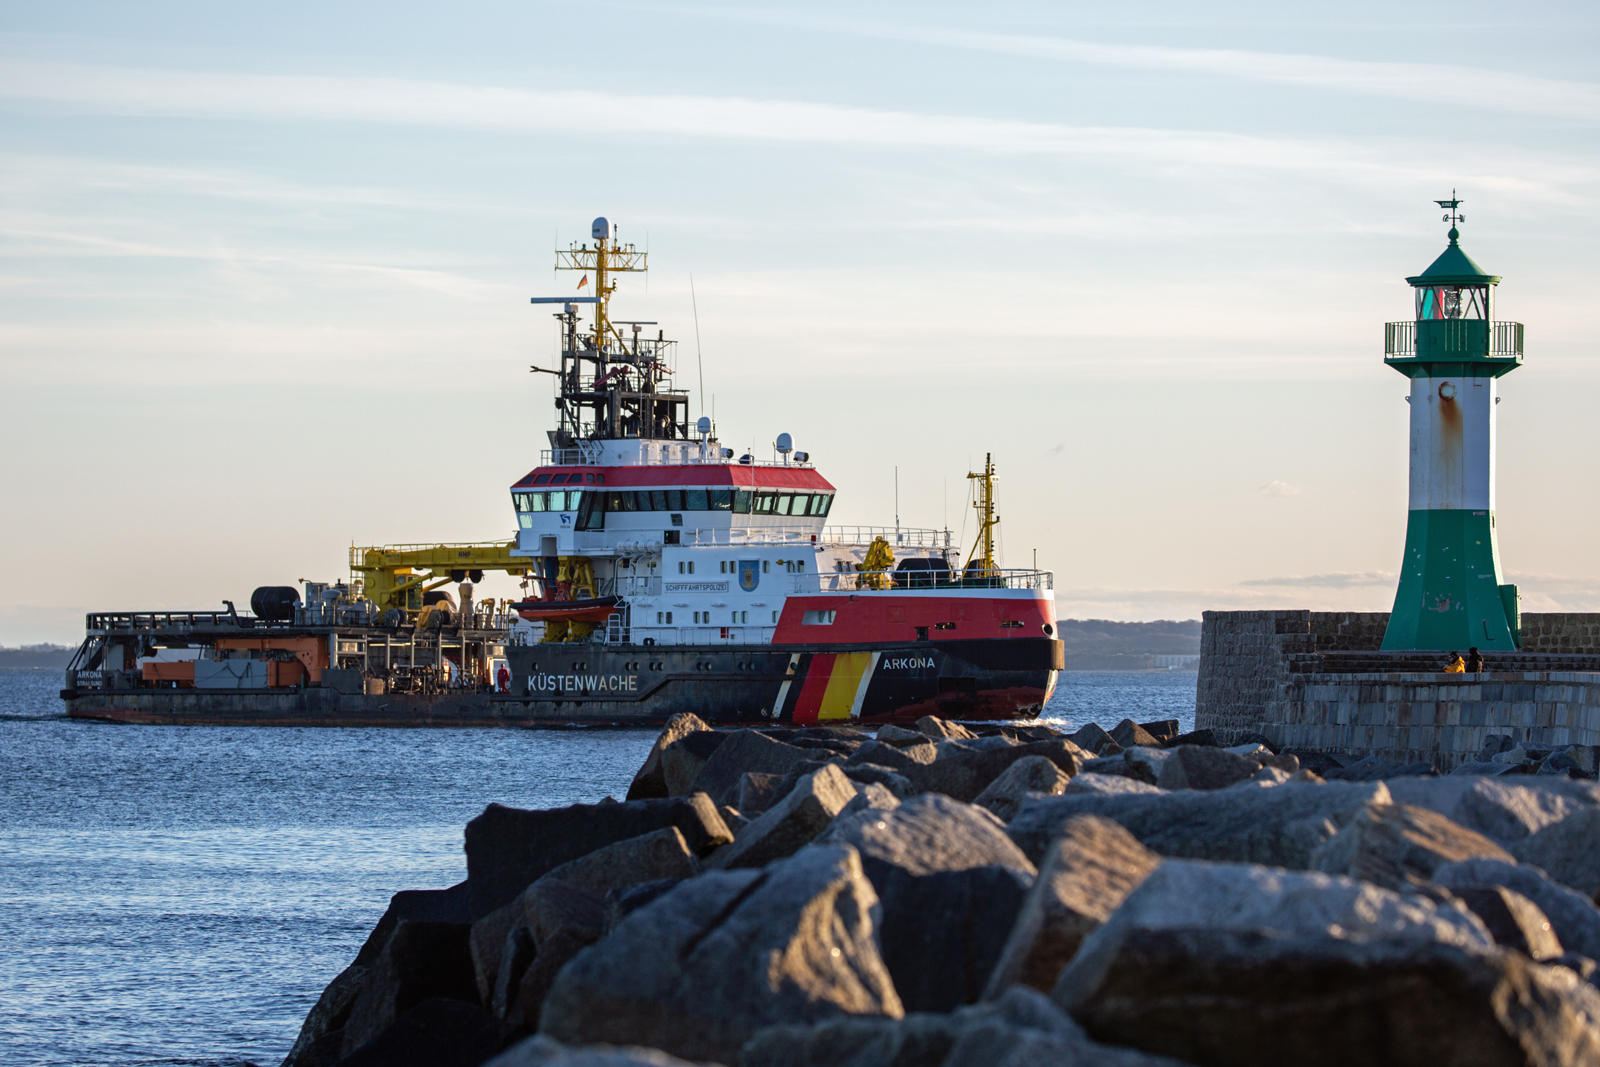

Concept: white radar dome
[[592, 217, 611, 240], [775, 433, 793, 454], [697, 416, 712, 436]]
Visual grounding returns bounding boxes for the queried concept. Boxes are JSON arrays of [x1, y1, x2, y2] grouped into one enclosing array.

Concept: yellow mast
[[965, 453, 999, 575], [554, 218, 647, 351]]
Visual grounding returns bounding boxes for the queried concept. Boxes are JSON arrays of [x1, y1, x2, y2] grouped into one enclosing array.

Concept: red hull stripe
[[791, 653, 835, 726], [774, 594, 1054, 644], [512, 466, 834, 491]]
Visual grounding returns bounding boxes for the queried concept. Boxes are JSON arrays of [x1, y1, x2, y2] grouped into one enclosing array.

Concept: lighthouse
[[1381, 194, 1525, 651]]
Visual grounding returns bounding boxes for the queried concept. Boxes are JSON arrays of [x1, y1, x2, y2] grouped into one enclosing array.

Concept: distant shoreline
[[0, 646, 75, 670]]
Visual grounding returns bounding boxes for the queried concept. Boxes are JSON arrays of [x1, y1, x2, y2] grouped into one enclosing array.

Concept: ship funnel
[[775, 432, 793, 455], [592, 217, 611, 240]]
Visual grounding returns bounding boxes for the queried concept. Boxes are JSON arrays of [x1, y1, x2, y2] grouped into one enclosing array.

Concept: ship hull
[[63, 637, 1061, 727]]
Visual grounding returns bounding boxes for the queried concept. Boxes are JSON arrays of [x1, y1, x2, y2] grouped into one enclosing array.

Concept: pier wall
[[1195, 610, 1600, 766]]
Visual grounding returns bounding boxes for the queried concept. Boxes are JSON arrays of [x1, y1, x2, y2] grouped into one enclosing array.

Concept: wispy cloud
[[1240, 571, 1395, 588], [1058, 582, 1393, 620], [1260, 480, 1301, 497], [0, 60, 1588, 203], [692, 10, 1600, 123]]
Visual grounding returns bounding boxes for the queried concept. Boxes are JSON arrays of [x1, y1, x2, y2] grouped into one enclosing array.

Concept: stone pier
[[1194, 610, 1600, 767]]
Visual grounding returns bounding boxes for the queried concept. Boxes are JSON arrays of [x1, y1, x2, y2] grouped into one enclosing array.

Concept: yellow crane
[[349, 542, 531, 615]]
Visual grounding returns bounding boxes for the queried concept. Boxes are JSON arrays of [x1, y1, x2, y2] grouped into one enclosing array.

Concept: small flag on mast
[[577, 275, 589, 289]]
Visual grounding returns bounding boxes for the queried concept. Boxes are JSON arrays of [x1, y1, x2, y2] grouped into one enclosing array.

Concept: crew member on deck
[[1445, 652, 1466, 673], [497, 665, 511, 692]]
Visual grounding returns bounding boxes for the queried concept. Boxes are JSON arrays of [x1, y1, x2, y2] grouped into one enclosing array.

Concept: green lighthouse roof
[[1406, 228, 1501, 286]]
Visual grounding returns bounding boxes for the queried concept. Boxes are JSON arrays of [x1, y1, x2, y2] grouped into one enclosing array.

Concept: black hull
[[62, 638, 1061, 727]]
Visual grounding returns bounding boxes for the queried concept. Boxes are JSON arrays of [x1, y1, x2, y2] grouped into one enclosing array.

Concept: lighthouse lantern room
[[1381, 194, 1525, 652]]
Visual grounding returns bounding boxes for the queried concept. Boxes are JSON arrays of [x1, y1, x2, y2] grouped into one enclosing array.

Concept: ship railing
[[670, 525, 948, 548], [821, 526, 951, 548], [539, 447, 817, 470], [791, 568, 1055, 594], [680, 525, 826, 546], [86, 609, 268, 632], [600, 612, 630, 645], [594, 576, 662, 597]]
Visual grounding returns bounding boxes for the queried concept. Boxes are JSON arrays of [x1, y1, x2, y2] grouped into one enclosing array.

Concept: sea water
[[0, 667, 1195, 1067]]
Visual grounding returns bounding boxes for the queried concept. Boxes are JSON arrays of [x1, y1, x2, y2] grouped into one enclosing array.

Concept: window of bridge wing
[[734, 490, 753, 514], [576, 490, 602, 530], [709, 489, 734, 512], [755, 491, 776, 515], [686, 489, 709, 511], [810, 493, 833, 517], [1416, 284, 1488, 321]]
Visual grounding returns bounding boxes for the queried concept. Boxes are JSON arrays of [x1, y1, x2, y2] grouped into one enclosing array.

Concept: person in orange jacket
[[1445, 651, 1466, 673]]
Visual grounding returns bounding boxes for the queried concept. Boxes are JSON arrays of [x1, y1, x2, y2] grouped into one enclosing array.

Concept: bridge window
[[548, 474, 568, 484], [575, 491, 604, 530], [774, 494, 792, 516], [755, 492, 776, 514], [810, 494, 833, 516], [686, 489, 709, 510], [710, 489, 733, 511], [734, 490, 753, 513], [791, 493, 811, 515]]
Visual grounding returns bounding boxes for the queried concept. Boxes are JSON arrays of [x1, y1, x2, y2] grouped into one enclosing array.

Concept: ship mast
[[554, 216, 646, 353], [531, 217, 690, 451], [965, 453, 999, 576]]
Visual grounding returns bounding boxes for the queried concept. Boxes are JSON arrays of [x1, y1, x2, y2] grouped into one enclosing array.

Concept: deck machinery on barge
[[62, 217, 1062, 727]]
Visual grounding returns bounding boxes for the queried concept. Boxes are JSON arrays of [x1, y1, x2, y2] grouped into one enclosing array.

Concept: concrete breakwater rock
[[281, 713, 1600, 1067]]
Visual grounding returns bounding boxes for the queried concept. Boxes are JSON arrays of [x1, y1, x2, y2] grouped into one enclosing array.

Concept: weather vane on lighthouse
[[1435, 190, 1465, 229]]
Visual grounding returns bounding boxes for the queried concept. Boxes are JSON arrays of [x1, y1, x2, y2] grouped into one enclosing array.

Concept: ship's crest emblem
[[739, 560, 760, 592]]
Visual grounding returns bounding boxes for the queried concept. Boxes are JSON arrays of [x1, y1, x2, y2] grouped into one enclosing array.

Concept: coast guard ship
[[504, 217, 1062, 724]]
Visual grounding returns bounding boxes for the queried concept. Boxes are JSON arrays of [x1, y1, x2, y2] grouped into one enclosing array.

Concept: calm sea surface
[[0, 667, 1194, 1067]]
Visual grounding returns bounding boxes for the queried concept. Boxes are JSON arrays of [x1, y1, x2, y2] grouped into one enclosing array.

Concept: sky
[[1, 1, 1597, 644]]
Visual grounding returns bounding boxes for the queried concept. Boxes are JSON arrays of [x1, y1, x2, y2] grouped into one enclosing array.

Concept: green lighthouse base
[[1381, 509, 1520, 651]]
